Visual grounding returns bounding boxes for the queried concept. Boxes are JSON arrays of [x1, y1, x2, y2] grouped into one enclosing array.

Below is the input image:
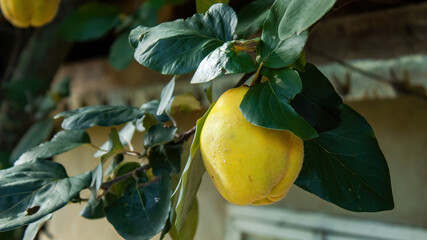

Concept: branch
[[177, 126, 196, 144], [311, 48, 427, 102], [100, 164, 150, 191], [234, 71, 255, 88]]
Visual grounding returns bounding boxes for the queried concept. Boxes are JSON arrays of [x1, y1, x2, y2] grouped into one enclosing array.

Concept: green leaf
[[22, 213, 52, 240], [235, 0, 275, 38], [240, 68, 318, 140], [52, 76, 71, 98], [144, 124, 177, 147], [15, 130, 91, 165], [3, 77, 49, 106], [291, 63, 342, 132], [289, 50, 306, 72], [105, 174, 172, 240], [94, 122, 136, 158], [278, 0, 336, 40], [110, 162, 141, 198], [259, 0, 308, 68], [170, 198, 198, 240], [0, 159, 92, 231], [59, 2, 121, 42], [191, 41, 256, 84], [109, 32, 135, 70], [149, 143, 182, 175], [204, 83, 213, 103], [196, 0, 229, 13], [133, 0, 163, 27], [141, 100, 170, 123], [169, 93, 202, 114], [173, 102, 215, 231], [157, 77, 176, 115], [130, 3, 237, 75], [80, 194, 105, 220], [10, 119, 54, 163], [296, 105, 394, 212], [55, 105, 145, 130]]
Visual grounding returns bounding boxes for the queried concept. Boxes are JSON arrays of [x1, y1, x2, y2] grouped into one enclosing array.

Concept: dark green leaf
[[173, 103, 215, 230], [144, 124, 177, 147], [94, 122, 136, 158], [291, 63, 342, 132], [110, 162, 141, 198], [278, 0, 336, 40], [0, 152, 10, 169], [52, 76, 71, 98], [105, 174, 172, 240], [22, 213, 52, 240], [157, 77, 176, 115], [3, 77, 48, 105], [55, 105, 145, 130], [170, 198, 198, 240], [130, 3, 237, 74], [235, 0, 274, 38], [0, 160, 92, 231], [15, 130, 91, 165], [10, 119, 54, 163], [149, 143, 182, 175], [196, 0, 230, 13], [240, 69, 318, 140], [191, 41, 256, 84], [259, 0, 308, 68], [296, 105, 394, 212], [133, 0, 163, 27], [109, 32, 135, 70], [59, 3, 120, 42]]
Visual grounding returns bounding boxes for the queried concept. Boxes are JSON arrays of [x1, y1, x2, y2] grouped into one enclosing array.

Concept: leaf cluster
[[0, 1, 394, 240]]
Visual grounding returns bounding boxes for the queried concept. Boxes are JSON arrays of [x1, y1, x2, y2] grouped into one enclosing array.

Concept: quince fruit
[[0, 0, 60, 28], [200, 86, 304, 205]]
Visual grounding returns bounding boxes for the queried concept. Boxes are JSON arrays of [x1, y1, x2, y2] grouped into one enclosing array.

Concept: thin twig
[[312, 48, 427, 101], [177, 126, 196, 144], [234, 72, 256, 88], [99, 164, 150, 191]]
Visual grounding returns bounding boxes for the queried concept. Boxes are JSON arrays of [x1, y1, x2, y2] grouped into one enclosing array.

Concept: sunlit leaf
[[157, 77, 176, 115], [173, 103, 215, 231], [191, 41, 256, 84], [259, 0, 308, 68], [130, 4, 237, 75], [55, 105, 145, 130], [15, 130, 91, 165], [278, 0, 336, 40]]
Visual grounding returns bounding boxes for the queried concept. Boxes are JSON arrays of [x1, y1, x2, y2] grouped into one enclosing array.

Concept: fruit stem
[[250, 62, 264, 86]]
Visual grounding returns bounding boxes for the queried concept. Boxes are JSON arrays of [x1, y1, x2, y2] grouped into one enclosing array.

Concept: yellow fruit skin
[[0, 0, 60, 28], [200, 86, 304, 206]]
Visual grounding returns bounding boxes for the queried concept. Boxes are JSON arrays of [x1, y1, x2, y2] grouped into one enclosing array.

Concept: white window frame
[[225, 205, 427, 240]]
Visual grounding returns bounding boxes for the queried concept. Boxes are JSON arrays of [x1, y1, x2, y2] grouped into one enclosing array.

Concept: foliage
[[0, 1, 395, 240]]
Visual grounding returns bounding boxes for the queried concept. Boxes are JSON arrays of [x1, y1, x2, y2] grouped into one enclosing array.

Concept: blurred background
[[0, 0, 426, 239]]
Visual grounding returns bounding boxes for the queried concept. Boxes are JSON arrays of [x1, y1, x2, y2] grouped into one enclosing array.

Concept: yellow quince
[[200, 86, 304, 205], [0, 0, 60, 28]]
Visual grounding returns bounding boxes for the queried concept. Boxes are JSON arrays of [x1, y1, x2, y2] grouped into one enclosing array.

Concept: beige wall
[[41, 95, 427, 240]]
